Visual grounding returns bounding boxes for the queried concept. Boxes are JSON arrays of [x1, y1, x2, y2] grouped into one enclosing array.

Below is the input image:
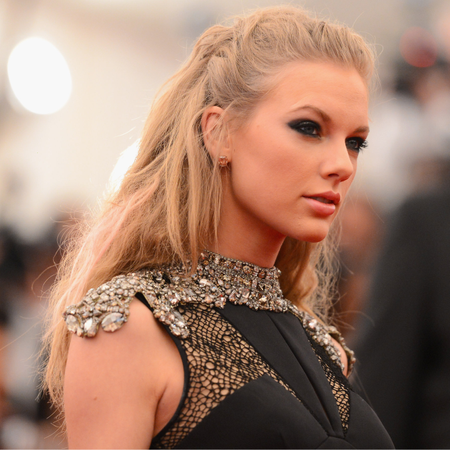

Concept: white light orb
[[7, 37, 72, 115]]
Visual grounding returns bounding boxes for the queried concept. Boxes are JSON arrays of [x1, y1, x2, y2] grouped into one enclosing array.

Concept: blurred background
[[0, 0, 450, 447]]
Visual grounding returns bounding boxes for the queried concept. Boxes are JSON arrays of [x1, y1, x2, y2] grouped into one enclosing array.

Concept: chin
[[302, 234, 328, 243], [293, 225, 331, 243]]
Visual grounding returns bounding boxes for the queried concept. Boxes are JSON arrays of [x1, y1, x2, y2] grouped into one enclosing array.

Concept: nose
[[320, 141, 355, 182]]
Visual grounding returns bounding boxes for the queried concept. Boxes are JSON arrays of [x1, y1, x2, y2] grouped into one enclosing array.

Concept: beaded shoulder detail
[[63, 269, 190, 339], [63, 251, 355, 374]]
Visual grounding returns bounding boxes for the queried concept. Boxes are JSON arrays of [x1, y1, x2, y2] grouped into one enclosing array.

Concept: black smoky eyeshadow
[[346, 137, 368, 152], [287, 120, 320, 136]]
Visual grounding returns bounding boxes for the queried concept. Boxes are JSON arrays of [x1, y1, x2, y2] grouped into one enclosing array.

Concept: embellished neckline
[[63, 250, 355, 375], [193, 251, 285, 311], [202, 251, 281, 281], [193, 251, 354, 374]]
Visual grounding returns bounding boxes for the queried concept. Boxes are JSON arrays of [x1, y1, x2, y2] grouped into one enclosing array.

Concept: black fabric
[[354, 185, 450, 449], [179, 375, 327, 449], [137, 296, 393, 448]]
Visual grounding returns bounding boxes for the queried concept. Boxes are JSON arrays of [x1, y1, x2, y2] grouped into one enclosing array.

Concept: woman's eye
[[288, 120, 321, 137], [346, 137, 368, 153]]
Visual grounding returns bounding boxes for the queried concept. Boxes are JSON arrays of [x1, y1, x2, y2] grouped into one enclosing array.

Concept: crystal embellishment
[[84, 318, 99, 337], [65, 314, 83, 336], [62, 251, 354, 374], [101, 313, 125, 332]]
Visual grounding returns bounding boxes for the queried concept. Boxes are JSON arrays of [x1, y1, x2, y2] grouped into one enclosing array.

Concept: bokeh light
[[109, 140, 140, 191], [7, 37, 72, 115], [399, 27, 438, 68]]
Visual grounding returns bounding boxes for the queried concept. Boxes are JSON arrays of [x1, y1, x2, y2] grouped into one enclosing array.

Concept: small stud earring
[[218, 156, 229, 168]]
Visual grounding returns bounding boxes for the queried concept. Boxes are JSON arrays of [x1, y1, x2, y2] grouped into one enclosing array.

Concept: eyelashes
[[287, 119, 368, 153], [288, 120, 320, 137], [345, 137, 368, 152]]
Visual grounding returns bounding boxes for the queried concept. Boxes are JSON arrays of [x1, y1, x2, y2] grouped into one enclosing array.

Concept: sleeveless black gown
[[64, 251, 394, 449], [138, 297, 393, 449]]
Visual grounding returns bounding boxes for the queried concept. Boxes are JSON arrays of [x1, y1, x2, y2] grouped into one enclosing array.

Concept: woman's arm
[[64, 299, 184, 449]]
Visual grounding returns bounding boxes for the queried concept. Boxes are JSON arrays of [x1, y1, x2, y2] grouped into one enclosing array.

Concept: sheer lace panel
[[306, 336, 351, 435], [151, 304, 301, 449], [151, 305, 351, 448]]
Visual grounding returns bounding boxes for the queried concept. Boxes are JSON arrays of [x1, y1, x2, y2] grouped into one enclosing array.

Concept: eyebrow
[[290, 104, 370, 134]]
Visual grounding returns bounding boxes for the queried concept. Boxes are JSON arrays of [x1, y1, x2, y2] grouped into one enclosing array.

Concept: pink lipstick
[[303, 191, 340, 216]]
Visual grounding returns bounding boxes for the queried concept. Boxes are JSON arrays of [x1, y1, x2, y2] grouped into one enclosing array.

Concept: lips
[[304, 191, 341, 205], [308, 197, 335, 204], [303, 191, 340, 217]]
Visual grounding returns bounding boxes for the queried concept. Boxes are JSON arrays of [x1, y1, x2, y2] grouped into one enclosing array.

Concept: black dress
[[64, 251, 394, 449]]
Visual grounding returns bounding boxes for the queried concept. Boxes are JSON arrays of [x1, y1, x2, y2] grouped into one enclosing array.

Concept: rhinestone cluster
[[63, 250, 355, 374], [288, 307, 356, 375], [63, 271, 190, 339], [194, 251, 288, 312], [63, 274, 142, 338]]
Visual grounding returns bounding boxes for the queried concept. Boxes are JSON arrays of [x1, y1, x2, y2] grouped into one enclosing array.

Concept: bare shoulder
[[64, 298, 184, 448]]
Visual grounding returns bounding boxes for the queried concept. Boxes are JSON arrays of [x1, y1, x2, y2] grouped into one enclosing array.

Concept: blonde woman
[[44, 6, 393, 449]]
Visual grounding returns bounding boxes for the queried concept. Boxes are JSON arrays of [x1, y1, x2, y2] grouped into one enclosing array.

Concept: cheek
[[229, 155, 291, 221], [231, 131, 281, 185], [233, 126, 310, 178], [232, 152, 300, 204]]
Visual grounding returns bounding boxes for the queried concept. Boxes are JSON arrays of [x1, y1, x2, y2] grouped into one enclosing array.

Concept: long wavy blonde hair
[[43, 5, 374, 412]]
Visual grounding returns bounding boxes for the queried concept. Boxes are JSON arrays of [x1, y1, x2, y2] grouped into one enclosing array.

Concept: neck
[[209, 201, 286, 268], [208, 240, 284, 268]]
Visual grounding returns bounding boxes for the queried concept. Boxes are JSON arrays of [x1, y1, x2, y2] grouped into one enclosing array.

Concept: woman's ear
[[201, 106, 231, 162]]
